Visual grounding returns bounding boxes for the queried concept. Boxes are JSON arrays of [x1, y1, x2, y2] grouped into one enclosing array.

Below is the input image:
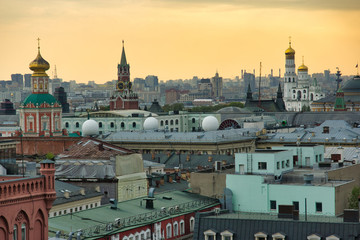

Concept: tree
[[348, 186, 360, 209], [46, 152, 55, 161]]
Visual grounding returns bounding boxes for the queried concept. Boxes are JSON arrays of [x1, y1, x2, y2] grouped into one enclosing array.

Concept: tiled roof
[[56, 138, 133, 160], [22, 93, 60, 107]]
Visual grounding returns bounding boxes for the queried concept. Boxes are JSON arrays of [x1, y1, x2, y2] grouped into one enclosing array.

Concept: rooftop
[[48, 190, 218, 239], [103, 128, 257, 144]]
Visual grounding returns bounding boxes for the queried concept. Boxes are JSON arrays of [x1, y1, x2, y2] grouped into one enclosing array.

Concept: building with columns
[[283, 39, 324, 111], [110, 41, 139, 110], [19, 42, 62, 137]]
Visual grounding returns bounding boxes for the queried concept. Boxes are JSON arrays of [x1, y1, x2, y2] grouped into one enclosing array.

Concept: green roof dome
[[22, 93, 60, 107]]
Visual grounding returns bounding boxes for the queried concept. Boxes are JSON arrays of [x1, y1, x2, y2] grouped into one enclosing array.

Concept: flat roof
[[48, 190, 218, 239]]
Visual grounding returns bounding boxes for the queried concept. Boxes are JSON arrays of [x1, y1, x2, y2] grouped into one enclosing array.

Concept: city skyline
[[1, 0, 359, 84]]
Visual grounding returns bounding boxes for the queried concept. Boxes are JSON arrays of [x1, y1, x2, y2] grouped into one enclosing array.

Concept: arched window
[[303, 90, 306, 93], [99, 122, 103, 128], [175, 119, 179, 125], [192, 118, 196, 124], [165, 120, 168, 125], [190, 217, 195, 232], [293, 77, 295, 82], [132, 122, 136, 128], [166, 223, 172, 238], [13, 225, 18, 240], [173, 222, 178, 236], [121, 122, 125, 128], [65, 122, 69, 128], [21, 223, 26, 240], [180, 220, 185, 235], [75, 122, 80, 128], [310, 93, 314, 101], [110, 122, 114, 128], [170, 120, 174, 125], [293, 90, 296, 93], [160, 120, 164, 126]]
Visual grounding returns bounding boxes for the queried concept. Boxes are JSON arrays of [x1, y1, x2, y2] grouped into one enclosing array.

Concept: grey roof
[[55, 160, 116, 179], [103, 128, 257, 143], [194, 211, 360, 240], [263, 120, 360, 144], [143, 153, 234, 170], [53, 180, 103, 206], [143, 160, 165, 168]]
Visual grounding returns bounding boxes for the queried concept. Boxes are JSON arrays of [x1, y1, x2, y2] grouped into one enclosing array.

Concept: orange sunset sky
[[1, 0, 359, 84]]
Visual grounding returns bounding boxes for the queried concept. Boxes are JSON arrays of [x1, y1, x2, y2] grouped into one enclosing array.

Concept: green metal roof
[[22, 93, 60, 107], [48, 190, 218, 239]]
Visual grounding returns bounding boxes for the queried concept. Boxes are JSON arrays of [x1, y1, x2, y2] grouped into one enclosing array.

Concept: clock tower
[[110, 41, 139, 110]]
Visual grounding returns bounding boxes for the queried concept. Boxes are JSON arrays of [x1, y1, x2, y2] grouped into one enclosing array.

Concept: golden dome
[[285, 37, 295, 58], [298, 56, 308, 71], [298, 64, 308, 71], [29, 39, 50, 76]]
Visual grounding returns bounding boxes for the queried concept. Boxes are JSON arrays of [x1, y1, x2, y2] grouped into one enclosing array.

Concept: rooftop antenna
[[356, 62, 359, 76], [258, 62, 262, 108]]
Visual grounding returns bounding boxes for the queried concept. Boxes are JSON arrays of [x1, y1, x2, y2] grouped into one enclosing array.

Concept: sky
[[1, 0, 359, 84]]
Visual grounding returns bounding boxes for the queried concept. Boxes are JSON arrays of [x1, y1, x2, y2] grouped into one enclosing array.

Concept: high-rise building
[[211, 71, 223, 99], [24, 74, 32, 88], [54, 87, 70, 113], [11, 73, 23, 87], [110, 41, 139, 110], [19, 41, 63, 137], [145, 75, 159, 91]]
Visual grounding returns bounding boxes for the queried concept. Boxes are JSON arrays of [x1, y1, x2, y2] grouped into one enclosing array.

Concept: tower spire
[[120, 40, 127, 66], [37, 37, 41, 52], [289, 36, 291, 47]]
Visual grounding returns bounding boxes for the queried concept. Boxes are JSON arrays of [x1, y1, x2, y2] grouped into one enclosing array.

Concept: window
[[307, 234, 321, 240], [180, 220, 185, 235], [99, 122, 103, 128], [175, 119, 179, 125], [160, 120, 164, 126], [165, 120, 169, 125], [316, 202, 322, 212], [21, 223, 26, 240], [276, 162, 280, 170], [173, 222, 178, 236], [121, 122, 125, 128], [132, 122, 136, 128], [53, 212, 57, 217], [65, 122, 69, 128], [293, 201, 299, 211], [190, 217, 195, 232], [281, 161, 285, 168], [170, 120, 174, 125], [166, 223, 172, 238], [286, 160, 290, 167], [258, 162, 267, 170], [192, 118, 195, 123], [272, 232, 286, 240], [326, 235, 340, 240], [204, 229, 216, 240], [254, 232, 267, 240], [221, 230, 233, 240], [75, 122, 80, 128], [319, 154, 322, 162], [270, 200, 276, 210], [110, 122, 114, 128], [316, 155, 318, 162], [13, 225, 18, 240]]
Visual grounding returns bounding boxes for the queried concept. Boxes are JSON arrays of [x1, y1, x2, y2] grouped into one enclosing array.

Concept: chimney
[[64, 191, 70, 199], [323, 126, 329, 134], [80, 189, 85, 196], [98, 143, 104, 151], [109, 198, 118, 209]]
